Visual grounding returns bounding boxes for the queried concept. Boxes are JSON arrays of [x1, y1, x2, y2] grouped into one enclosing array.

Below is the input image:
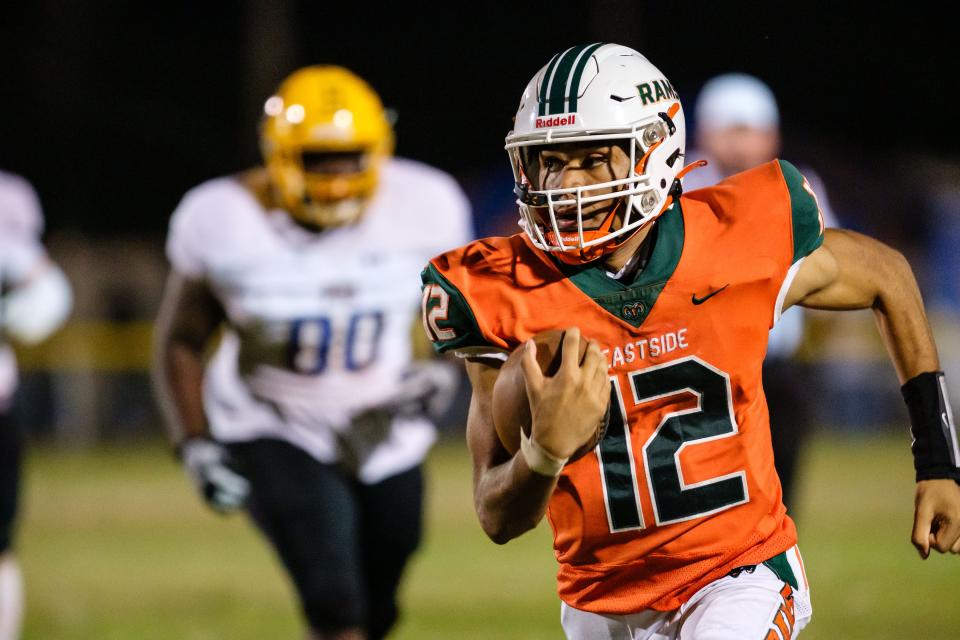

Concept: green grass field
[[17, 431, 960, 639]]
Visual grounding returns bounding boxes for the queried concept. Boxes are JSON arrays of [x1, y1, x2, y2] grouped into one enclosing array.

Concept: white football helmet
[[505, 43, 687, 263]]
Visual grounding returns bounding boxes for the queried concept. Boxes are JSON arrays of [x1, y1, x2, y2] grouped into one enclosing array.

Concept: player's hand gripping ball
[[492, 329, 610, 463]]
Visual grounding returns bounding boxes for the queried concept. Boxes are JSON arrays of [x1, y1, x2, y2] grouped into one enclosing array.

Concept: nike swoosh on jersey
[[691, 284, 729, 305]]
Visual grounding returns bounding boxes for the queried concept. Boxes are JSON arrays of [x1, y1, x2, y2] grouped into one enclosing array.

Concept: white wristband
[[520, 428, 568, 477]]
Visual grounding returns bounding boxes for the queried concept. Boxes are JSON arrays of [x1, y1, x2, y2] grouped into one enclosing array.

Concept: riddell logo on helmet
[[535, 114, 577, 128]]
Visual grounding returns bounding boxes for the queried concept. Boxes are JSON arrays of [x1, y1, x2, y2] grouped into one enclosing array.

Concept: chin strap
[[660, 159, 709, 211], [545, 159, 709, 265], [594, 203, 620, 235], [677, 159, 708, 182], [635, 139, 664, 175], [625, 158, 711, 241]]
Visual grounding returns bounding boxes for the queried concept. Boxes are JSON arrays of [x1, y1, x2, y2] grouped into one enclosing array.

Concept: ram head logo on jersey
[[621, 302, 646, 320]]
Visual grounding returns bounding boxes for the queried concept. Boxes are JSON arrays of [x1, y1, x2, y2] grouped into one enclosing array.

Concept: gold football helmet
[[260, 66, 394, 228]]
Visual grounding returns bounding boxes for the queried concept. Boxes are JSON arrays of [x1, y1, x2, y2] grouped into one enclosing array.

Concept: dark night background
[[0, 1, 955, 238], [4, 9, 960, 636]]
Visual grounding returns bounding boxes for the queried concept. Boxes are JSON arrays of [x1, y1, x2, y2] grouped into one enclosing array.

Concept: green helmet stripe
[[566, 42, 604, 113], [538, 50, 566, 117], [547, 45, 586, 115]]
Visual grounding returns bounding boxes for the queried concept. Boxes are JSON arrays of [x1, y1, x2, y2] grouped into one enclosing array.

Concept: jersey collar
[[551, 200, 685, 327]]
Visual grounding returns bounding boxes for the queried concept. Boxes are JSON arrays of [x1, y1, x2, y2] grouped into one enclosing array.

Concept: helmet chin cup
[[540, 202, 660, 265]]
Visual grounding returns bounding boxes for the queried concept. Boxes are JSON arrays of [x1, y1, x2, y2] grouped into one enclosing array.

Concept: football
[[491, 329, 608, 463]]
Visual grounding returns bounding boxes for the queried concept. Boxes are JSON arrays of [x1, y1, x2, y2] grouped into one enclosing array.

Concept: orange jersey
[[421, 159, 825, 614]]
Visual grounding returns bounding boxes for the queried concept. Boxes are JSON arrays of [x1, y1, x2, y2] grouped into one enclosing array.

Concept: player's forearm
[[465, 360, 558, 543], [152, 272, 222, 444], [151, 292, 211, 442], [466, 398, 556, 543], [154, 342, 210, 443], [796, 230, 939, 383], [870, 250, 939, 383], [473, 452, 558, 544]]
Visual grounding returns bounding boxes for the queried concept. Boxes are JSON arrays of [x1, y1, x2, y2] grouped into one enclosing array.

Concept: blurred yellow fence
[[15, 321, 155, 372]]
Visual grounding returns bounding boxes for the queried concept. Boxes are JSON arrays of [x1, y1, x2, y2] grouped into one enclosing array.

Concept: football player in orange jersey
[[421, 44, 960, 639]]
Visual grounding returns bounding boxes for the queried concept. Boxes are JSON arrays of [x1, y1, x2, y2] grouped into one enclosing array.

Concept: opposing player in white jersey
[[0, 170, 72, 640], [153, 67, 472, 640]]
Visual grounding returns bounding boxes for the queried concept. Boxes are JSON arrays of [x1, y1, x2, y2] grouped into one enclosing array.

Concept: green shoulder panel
[[420, 262, 494, 356], [778, 159, 825, 264]]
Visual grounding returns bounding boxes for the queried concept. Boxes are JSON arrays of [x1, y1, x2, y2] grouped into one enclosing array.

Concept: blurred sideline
[[11, 310, 960, 445], [9, 151, 960, 444]]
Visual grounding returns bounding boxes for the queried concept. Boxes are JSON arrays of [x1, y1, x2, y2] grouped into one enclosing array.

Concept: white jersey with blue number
[[166, 158, 472, 482], [0, 170, 46, 408]]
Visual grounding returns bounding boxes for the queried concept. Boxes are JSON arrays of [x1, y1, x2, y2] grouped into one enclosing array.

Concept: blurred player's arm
[[784, 228, 960, 558], [0, 249, 71, 346], [152, 271, 249, 513], [379, 171, 473, 423], [399, 315, 460, 420], [152, 271, 224, 443]]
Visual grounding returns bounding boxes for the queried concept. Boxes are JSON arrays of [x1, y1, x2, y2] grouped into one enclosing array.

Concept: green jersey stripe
[[763, 551, 799, 590], [566, 42, 604, 113]]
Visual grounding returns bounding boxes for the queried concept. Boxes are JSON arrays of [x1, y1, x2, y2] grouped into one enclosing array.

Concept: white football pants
[[0, 553, 23, 640], [561, 546, 811, 640]]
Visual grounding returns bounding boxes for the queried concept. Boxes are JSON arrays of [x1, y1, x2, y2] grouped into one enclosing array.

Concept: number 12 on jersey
[[598, 356, 749, 533]]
